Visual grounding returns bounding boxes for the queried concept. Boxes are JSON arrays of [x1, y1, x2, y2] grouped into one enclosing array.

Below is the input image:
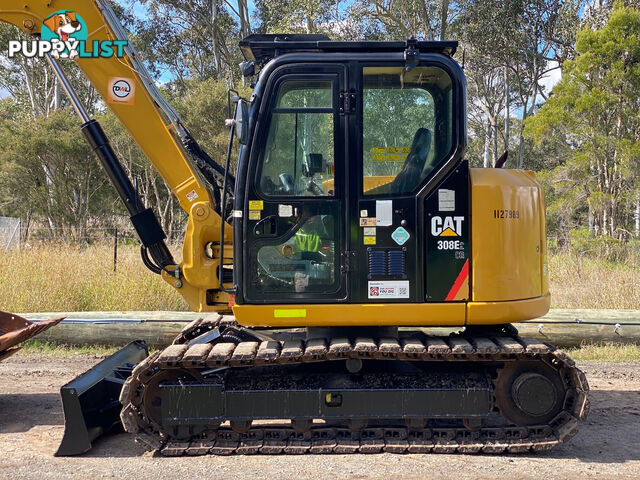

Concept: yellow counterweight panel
[[233, 295, 551, 327], [470, 168, 546, 303], [466, 294, 550, 325], [233, 303, 467, 327], [0, 1, 210, 212]]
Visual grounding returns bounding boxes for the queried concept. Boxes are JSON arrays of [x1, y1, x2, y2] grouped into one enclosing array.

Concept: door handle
[[254, 215, 277, 236]]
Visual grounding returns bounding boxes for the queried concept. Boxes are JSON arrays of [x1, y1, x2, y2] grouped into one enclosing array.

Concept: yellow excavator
[[0, 1, 588, 456]]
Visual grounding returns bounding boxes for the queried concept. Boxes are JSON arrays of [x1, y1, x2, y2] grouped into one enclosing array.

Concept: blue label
[[391, 226, 410, 245]]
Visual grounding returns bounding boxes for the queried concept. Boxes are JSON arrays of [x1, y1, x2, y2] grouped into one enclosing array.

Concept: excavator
[[0, 1, 588, 456]]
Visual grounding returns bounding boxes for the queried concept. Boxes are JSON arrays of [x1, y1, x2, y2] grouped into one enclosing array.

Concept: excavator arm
[[0, 0, 233, 311]]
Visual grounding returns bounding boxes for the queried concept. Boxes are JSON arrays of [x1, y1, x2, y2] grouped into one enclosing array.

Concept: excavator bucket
[[55, 340, 148, 456], [0, 311, 63, 361]]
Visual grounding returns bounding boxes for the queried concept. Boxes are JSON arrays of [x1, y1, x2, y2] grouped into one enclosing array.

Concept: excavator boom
[[1, 0, 211, 211], [0, 0, 234, 312]]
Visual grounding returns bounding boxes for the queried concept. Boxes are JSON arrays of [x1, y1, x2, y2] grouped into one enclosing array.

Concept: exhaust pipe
[[55, 340, 149, 456]]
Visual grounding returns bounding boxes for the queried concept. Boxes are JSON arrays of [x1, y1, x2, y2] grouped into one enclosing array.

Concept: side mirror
[[235, 99, 249, 145]]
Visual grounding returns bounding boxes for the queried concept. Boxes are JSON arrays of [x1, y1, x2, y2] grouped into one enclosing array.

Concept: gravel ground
[[1, 353, 639, 479]]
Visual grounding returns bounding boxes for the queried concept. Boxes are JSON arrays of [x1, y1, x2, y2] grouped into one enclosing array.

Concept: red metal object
[[0, 311, 63, 360]]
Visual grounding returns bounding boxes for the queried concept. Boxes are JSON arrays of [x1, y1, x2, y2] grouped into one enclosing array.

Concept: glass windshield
[[362, 66, 453, 195], [258, 80, 335, 197]]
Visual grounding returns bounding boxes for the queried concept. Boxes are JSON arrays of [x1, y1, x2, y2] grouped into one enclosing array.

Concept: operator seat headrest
[[389, 128, 432, 194]]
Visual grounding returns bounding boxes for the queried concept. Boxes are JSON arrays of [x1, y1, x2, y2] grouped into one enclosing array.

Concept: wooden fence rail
[[23, 309, 640, 348]]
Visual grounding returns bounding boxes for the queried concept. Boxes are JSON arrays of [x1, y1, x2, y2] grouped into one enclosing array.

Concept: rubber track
[[119, 331, 589, 455]]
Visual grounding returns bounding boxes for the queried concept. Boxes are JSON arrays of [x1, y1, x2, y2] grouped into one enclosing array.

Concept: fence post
[[114, 228, 118, 272]]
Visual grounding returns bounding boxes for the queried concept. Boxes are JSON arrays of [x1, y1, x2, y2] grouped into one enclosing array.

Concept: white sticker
[[278, 204, 293, 217], [360, 209, 368, 217], [368, 281, 410, 299], [107, 77, 136, 105], [438, 189, 455, 212], [376, 200, 393, 227], [232, 210, 243, 218], [186, 190, 199, 202], [363, 227, 376, 236]]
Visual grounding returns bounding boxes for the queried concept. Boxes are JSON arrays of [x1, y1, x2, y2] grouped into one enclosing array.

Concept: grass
[[1, 245, 640, 311], [564, 342, 640, 362], [0, 243, 189, 312], [19, 339, 121, 356], [549, 252, 640, 309]]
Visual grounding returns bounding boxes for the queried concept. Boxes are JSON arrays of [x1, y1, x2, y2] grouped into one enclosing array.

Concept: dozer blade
[[55, 340, 148, 456], [0, 311, 63, 361]]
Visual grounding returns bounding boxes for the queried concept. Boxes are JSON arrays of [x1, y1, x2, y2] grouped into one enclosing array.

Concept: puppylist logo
[[8, 10, 127, 60]]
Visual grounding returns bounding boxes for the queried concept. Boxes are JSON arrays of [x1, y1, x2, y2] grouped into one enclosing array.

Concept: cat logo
[[431, 216, 464, 237]]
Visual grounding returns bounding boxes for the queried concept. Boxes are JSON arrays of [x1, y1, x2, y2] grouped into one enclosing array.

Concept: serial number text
[[493, 209, 520, 219]]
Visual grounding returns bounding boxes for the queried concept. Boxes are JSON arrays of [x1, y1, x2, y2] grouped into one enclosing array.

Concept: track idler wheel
[[494, 360, 566, 426]]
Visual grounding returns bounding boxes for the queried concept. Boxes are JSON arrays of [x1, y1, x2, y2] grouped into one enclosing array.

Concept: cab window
[[362, 66, 453, 195], [258, 80, 335, 197]]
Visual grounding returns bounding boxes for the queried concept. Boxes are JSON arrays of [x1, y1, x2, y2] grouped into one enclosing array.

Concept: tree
[[525, 3, 640, 241], [124, 1, 249, 86], [454, 0, 584, 168], [0, 105, 115, 240]]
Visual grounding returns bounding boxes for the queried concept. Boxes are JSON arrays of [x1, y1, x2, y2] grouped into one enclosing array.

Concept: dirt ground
[[0, 353, 639, 479]]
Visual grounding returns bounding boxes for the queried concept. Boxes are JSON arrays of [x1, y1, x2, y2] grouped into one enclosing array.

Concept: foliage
[[0, 244, 188, 312], [0, 107, 115, 239], [525, 3, 640, 242]]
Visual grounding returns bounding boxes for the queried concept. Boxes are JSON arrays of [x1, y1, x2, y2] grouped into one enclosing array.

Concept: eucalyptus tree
[[525, 3, 640, 239]]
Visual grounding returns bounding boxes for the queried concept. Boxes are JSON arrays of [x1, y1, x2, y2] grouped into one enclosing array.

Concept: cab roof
[[239, 34, 458, 68]]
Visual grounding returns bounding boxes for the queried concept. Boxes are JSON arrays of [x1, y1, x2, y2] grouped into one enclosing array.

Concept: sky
[[0, 1, 561, 100]]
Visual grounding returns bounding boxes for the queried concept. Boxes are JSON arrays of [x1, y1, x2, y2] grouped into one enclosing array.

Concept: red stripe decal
[[445, 259, 469, 301]]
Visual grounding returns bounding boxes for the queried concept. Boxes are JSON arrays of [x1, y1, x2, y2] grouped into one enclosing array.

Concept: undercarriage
[[119, 317, 589, 455]]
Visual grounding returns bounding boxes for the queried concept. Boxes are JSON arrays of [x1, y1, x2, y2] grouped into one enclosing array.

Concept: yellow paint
[[249, 200, 264, 210], [234, 296, 550, 327], [439, 227, 458, 237], [363, 236, 376, 245], [363, 176, 394, 190], [274, 309, 307, 318], [470, 168, 545, 302], [234, 303, 466, 327], [466, 294, 550, 325], [451, 275, 469, 301], [324, 176, 395, 193]]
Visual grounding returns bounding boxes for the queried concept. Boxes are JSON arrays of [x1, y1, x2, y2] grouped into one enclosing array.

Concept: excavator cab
[[233, 35, 466, 312]]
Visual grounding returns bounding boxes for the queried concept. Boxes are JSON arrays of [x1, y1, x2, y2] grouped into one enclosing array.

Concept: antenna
[[461, 47, 466, 70]]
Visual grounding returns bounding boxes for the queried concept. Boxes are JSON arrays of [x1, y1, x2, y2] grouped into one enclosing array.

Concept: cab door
[[348, 63, 457, 303], [243, 66, 348, 303]]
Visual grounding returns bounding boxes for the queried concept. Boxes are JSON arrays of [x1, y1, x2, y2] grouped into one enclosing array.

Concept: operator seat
[[389, 128, 432, 194]]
